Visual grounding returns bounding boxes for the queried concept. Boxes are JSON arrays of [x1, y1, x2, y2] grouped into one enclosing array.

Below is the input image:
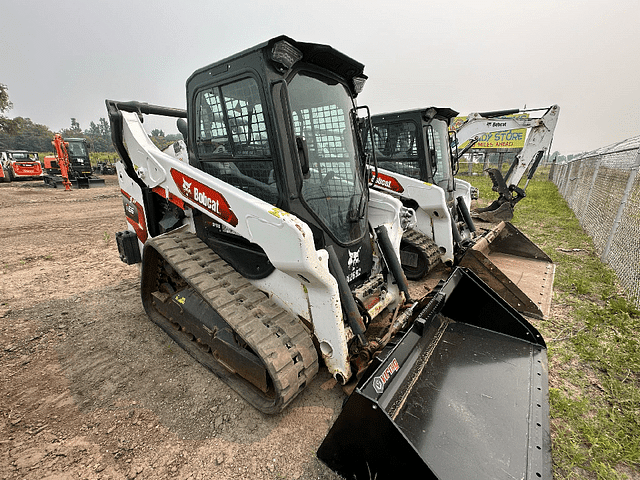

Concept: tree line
[[0, 83, 180, 153]]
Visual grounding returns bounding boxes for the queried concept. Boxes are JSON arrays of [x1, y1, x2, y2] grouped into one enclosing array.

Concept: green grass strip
[[466, 172, 640, 479]]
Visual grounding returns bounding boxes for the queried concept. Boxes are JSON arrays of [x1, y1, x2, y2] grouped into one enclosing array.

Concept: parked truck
[[106, 36, 550, 479]]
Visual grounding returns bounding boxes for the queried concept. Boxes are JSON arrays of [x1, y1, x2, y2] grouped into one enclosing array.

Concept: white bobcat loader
[[366, 106, 559, 319], [107, 36, 550, 479]]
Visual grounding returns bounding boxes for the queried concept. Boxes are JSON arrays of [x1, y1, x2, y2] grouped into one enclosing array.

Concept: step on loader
[[366, 107, 556, 319], [106, 36, 551, 479]]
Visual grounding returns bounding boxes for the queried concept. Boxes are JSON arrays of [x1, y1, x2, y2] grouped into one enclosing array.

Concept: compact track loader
[[1, 150, 43, 182], [107, 36, 551, 479], [367, 107, 555, 318]]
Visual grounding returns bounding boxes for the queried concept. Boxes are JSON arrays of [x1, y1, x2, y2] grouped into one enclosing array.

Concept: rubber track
[[145, 228, 318, 414], [402, 229, 442, 275]]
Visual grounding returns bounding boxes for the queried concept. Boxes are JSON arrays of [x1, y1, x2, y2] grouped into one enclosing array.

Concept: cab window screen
[[289, 72, 367, 245], [369, 121, 420, 178], [195, 78, 277, 204]]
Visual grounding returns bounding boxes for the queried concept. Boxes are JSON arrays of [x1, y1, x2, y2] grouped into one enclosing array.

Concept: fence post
[[582, 157, 601, 228], [548, 157, 556, 181], [602, 147, 640, 262], [561, 161, 572, 197], [569, 160, 586, 209], [554, 163, 565, 191]]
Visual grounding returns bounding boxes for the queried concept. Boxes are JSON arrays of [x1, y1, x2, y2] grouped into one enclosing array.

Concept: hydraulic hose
[[456, 196, 476, 233], [326, 245, 368, 346], [374, 225, 411, 302]]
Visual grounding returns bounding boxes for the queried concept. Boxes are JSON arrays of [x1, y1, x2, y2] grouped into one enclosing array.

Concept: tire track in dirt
[[1, 178, 344, 479]]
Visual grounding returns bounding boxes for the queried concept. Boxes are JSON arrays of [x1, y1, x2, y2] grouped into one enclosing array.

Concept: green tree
[[0, 83, 15, 135], [87, 121, 101, 136], [99, 117, 110, 137], [0, 117, 55, 151], [82, 117, 114, 152], [69, 118, 82, 134], [0, 83, 13, 114]]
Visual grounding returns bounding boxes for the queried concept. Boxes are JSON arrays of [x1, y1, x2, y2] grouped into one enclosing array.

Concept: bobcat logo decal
[[182, 178, 192, 194], [170, 169, 238, 227], [348, 247, 361, 269], [346, 247, 362, 283]]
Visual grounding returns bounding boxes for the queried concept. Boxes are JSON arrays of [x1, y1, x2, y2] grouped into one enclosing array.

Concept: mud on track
[[0, 178, 344, 480]]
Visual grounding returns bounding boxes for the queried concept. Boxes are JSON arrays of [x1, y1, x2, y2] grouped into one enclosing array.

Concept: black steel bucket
[[318, 268, 551, 480], [462, 221, 555, 319]]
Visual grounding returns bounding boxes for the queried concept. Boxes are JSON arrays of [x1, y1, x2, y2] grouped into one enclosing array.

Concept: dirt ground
[[0, 177, 346, 480]]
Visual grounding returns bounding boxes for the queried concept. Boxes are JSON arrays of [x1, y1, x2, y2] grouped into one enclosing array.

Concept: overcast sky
[[2, 0, 639, 155]]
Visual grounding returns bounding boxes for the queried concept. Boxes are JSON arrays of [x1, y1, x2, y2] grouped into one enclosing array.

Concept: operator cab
[[65, 138, 93, 176], [186, 36, 374, 285], [367, 107, 459, 197]]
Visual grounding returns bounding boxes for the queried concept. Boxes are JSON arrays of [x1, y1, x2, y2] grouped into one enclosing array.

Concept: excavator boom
[[51, 134, 72, 190], [455, 104, 561, 221]]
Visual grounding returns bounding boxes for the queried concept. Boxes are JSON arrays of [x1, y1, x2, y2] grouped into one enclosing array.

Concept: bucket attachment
[[76, 175, 106, 188], [460, 221, 555, 319], [317, 268, 551, 480], [472, 168, 525, 223], [473, 201, 514, 223]]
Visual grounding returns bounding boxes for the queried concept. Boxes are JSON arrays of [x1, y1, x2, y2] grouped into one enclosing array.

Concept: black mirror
[[426, 125, 437, 175], [177, 118, 188, 140]]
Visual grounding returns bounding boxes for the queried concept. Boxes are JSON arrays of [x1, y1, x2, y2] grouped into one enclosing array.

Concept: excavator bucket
[[473, 201, 514, 223], [460, 221, 555, 319], [472, 168, 516, 222], [317, 268, 551, 480]]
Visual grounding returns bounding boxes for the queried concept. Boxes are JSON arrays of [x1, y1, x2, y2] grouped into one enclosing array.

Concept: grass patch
[[471, 173, 640, 479], [38, 151, 118, 167]]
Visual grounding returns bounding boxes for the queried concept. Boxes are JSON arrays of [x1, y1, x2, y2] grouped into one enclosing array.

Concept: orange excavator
[[43, 136, 105, 188], [50, 134, 72, 190]]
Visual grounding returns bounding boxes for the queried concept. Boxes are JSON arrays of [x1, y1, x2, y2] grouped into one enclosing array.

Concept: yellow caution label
[[268, 207, 289, 218]]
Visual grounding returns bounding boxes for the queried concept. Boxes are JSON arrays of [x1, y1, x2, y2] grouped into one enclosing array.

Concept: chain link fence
[[458, 151, 555, 180], [550, 136, 640, 306]]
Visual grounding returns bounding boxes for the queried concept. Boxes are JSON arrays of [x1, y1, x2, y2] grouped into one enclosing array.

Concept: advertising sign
[[451, 113, 529, 150]]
